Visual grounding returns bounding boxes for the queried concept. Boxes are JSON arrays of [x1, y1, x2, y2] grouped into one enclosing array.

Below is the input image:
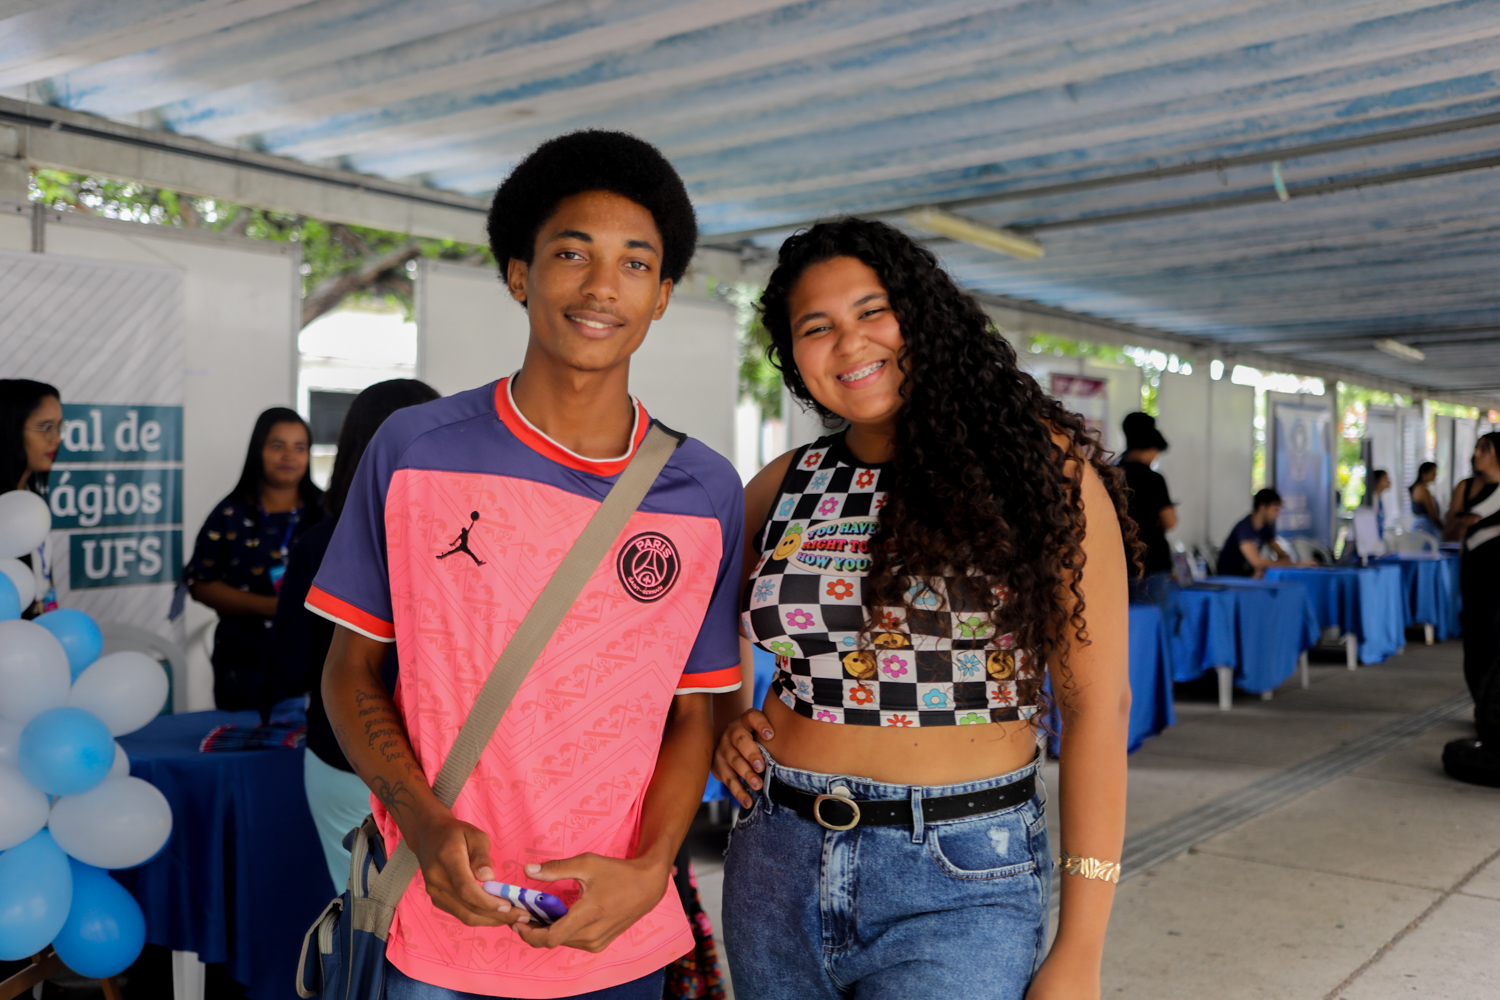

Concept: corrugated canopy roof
[[3, 0, 1498, 403]]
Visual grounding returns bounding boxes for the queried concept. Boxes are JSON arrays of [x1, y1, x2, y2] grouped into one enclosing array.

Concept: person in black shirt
[[1119, 412, 1176, 593], [264, 378, 438, 891]]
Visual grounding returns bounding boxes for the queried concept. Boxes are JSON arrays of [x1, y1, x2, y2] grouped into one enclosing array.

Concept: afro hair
[[486, 130, 697, 286]]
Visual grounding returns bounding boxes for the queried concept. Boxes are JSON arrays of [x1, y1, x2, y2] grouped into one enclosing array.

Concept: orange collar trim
[[494, 375, 651, 476]]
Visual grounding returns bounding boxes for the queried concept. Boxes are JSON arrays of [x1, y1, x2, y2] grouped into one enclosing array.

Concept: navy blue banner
[[1272, 401, 1334, 545]]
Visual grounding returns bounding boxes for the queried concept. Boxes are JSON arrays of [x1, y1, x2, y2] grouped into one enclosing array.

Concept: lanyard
[[260, 504, 301, 559]]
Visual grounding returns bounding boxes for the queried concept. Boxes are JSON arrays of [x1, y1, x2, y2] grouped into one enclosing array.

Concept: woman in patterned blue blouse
[[186, 406, 322, 712]]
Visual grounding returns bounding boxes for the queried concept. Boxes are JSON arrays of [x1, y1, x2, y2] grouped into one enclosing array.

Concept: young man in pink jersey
[[312, 131, 743, 999]]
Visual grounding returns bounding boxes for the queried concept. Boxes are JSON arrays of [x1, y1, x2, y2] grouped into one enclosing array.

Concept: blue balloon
[[18, 707, 114, 795], [34, 609, 103, 679], [0, 572, 18, 622], [52, 860, 145, 979], [0, 829, 73, 960]]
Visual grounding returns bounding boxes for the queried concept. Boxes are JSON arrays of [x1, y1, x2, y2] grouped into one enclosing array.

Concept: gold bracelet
[[1056, 854, 1122, 883]]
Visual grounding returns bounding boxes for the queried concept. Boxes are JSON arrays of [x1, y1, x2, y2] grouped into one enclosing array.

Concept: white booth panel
[[1156, 369, 1255, 551], [1207, 379, 1255, 549], [45, 218, 300, 711], [45, 221, 300, 537], [0, 203, 28, 251], [1154, 368, 1211, 549], [417, 260, 737, 460]]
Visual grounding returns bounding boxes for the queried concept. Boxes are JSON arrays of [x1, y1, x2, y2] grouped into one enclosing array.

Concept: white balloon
[[0, 491, 49, 560], [0, 620, 71, 724], [0, 719, 19, 764], [48, 776, 172, 869], [0, 763, 49, 849], [109, 741, 129, 779], [0, 558, 35, 605], [67, 651, 168, 737]]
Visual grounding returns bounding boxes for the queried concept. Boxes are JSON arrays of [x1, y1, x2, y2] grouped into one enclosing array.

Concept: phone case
[[481, 881, 570, 925]]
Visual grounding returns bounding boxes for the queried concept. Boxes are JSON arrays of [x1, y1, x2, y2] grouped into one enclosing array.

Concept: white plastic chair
[[1390, 529, 1440, 553], [98, 622, 189, 714]]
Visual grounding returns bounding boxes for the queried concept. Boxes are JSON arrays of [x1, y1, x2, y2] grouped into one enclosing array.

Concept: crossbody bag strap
[[368, 423, 683, 908]]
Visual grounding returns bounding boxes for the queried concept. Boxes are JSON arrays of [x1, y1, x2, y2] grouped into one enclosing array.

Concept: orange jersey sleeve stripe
[[306, 585, 396, 642], [675, 664, 742, 694]]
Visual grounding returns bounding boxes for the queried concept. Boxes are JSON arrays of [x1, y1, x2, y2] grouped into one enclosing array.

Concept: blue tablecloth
[[115, 711, 331, 1000], [1383, 553, 1462, 641], [1125, 603, 1175, 751], [1165, 578, 1321, 693], [703, 649, 777, 802], [1264, 564, 1406, 664]]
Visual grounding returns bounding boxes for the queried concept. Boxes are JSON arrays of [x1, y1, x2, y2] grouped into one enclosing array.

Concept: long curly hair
[[759, 219, 1141, 712]]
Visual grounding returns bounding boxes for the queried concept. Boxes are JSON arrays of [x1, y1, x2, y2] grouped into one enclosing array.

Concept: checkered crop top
[[744, 434, 1041, 728]]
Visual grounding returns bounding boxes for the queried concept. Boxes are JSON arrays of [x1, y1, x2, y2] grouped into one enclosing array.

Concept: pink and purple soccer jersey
[[308, 377, 743, 998]]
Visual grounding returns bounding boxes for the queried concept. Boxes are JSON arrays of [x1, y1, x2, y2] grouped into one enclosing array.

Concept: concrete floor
[[689, 638, 1499, 999]]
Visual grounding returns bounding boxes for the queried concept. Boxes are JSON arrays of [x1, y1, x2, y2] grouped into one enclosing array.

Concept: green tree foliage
[[716, 282, 781, 418], [29, 169, 492, 327]]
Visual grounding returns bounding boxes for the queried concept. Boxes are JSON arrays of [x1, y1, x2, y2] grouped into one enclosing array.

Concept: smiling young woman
[[713, 219, 1138, 1000]]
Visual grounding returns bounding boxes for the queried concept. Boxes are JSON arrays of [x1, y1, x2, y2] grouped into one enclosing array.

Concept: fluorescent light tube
[[905, 206, 1045, 260], [1373, 339, 1425, 362]]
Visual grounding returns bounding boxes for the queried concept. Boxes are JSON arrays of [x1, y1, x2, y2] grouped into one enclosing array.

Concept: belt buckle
[[812, 788, 861, 831]]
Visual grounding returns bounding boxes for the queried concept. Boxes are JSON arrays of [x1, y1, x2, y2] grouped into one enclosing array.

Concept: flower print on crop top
[[744, 433, 1042, 727]]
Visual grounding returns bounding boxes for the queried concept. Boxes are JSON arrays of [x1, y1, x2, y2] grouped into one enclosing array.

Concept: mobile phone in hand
[[482, 881, 569, 926]]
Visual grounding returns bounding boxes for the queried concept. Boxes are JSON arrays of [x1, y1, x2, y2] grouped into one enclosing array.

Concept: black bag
[[1442, 654, 1500, 788]]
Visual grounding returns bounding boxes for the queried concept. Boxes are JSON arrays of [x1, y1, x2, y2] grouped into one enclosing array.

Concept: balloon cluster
[[0, 490, 172, 978]]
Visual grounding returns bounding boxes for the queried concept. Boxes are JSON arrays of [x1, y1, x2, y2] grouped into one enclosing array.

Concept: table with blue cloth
[[1123, 603, 1176, 750], [1165, 577, 1321, 709], [1040, 603, 1174, 753], [115, 710, 332, 1000], [1264, 564, 1406, 665], [1382, 553, 1463, 643], [703, 649, 777, 802]]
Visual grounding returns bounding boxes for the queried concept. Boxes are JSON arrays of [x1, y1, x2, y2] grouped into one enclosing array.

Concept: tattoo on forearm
[[371, 774, 421, 826]]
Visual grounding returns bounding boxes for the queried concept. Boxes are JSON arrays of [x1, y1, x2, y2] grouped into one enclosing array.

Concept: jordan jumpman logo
[[437, 511, 485, 566]]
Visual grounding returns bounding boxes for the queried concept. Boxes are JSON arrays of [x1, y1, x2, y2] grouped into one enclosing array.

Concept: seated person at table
[[1217, 489, 1303, 576], [311, 131, 743, 1000]]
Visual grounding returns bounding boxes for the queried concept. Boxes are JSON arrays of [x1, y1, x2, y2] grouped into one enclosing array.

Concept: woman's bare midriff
[[759, 693, 1040, 786]]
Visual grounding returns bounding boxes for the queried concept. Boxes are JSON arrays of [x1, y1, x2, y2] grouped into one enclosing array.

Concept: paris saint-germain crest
[[617, 532, 680, 603]]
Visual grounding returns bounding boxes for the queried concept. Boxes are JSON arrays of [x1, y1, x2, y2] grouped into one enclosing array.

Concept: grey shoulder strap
[[369, 423, 682, 906]]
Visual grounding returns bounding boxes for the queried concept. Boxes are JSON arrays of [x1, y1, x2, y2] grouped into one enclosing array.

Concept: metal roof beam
[[974, 291, 1498, 409], [0, 96, 488, 242]]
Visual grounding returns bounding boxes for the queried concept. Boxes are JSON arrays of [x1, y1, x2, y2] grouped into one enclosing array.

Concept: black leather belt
[[769, 774, 1035, 831]]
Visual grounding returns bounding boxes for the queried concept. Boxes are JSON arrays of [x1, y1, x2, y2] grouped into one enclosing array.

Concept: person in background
[[1446, 440, 1499, 541], [0, 379, 62, 616], [1366, 469, 1391, 540], [1410, 462, 1443, 536], [1216, 488, 1306, 576], [186, 407, 322, 712], [265, 379, 439, 891], [1451, 433, 1500, 705], [1118, 411, 1175, 600]]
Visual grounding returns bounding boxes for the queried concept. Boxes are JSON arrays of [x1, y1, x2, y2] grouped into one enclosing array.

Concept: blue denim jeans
[[722, 748, 1050, 1000], [383, 960, 664, 999]]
